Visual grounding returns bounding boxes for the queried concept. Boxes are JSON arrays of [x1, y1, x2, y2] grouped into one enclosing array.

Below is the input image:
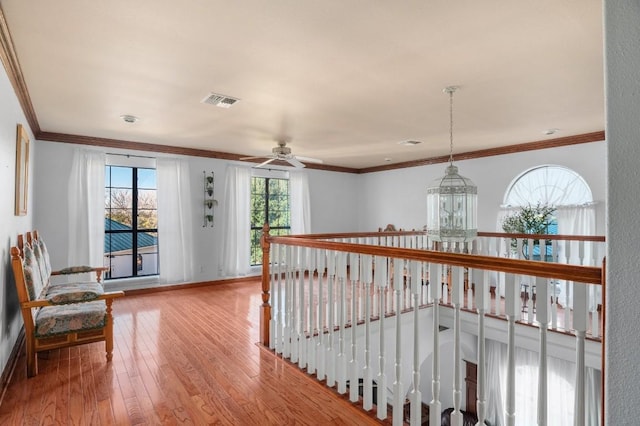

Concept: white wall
[[0, 63, 34, 375], [359, 141, 606, 234], [604, 0, 640, 422]]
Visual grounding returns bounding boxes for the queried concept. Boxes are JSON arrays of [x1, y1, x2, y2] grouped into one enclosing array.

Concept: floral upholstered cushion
[[45, 282, 104, 305], [22, 244, 46, 300], [37, 238, 52, 279], [32, 241, 50, 286], [35, 301, 106, 337]]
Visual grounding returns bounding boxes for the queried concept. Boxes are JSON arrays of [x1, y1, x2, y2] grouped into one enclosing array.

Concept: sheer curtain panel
[[68, 149, 105, 268], [290, 170, 311, 235], [220, 165, 251, 277], [157, 158, 194, 284]]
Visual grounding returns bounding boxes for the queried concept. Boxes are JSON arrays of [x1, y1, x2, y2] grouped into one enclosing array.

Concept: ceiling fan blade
[[286, 157, 306, 168], [296, 155, 323, 164], [239, 155, 266, 160], [255, 158, 276, 168]]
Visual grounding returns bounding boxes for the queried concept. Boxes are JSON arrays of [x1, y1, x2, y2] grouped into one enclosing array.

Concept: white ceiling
[[1, 1, 604, 170]]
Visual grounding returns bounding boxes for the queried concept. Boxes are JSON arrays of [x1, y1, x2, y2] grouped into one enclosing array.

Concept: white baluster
[[362, 254, 373, 411], [290, 246, 299, 364], [392, 258, 404, 426], [450, 266, 463, 426], [536, 276, 549, 426], [476, 269, 489, 426], [283, 245, 294, 359], [307, 247, 316, 375], [316, 250, 326, 380], [336, 252, 348, 394], [590, 284, 600, 338], [573, 281, 588, 426], [429, 262, 441, 426], [326, 251, 336, 387], [527, 277, 534, 324], [272, 243, 280, 352], [551, 278, 559, 331], [504, 273, 519, 426], [349, 252, 360, 403], [409, 261, 423, 426], [375, 256, 388, 420], [298, 247, 307, 369]]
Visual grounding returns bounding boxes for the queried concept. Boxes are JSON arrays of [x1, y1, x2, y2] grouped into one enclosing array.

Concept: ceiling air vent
[[201, 93, 240, 108]]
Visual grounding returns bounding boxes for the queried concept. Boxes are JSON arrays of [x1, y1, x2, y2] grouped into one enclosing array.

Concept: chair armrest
[[22, 291, 125, 309], [51, 266, 110, 283]]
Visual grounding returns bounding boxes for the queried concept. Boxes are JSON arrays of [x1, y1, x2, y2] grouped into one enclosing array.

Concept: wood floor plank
[[1, 280, 386, 425]]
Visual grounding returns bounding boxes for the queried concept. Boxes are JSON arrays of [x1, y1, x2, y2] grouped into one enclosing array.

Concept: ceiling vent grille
[[201, 93, 239, 108]]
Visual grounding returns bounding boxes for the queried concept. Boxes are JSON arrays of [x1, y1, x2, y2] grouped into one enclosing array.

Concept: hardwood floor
[[0, 281, 387, 425]]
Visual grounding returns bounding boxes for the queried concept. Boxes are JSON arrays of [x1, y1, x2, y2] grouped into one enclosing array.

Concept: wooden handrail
[[267, 236, 602, 284]]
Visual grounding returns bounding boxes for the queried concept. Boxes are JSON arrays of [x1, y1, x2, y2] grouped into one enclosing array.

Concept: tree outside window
[[250, 177, 290, 265]]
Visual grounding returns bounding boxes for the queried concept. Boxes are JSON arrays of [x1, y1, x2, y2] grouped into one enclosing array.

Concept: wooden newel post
[[260, 223, 272, 346]]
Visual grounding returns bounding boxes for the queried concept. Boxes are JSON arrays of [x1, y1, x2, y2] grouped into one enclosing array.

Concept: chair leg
[[105, 299, 114, 361], [26, 337, 37, 377]]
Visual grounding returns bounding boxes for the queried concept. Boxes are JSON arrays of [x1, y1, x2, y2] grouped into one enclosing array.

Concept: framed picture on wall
[[15, 123, 29, 216]]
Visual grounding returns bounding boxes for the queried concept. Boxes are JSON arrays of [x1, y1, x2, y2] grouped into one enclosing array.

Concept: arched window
[[501, 165, 595, 238], [503, 165, 593, 208]]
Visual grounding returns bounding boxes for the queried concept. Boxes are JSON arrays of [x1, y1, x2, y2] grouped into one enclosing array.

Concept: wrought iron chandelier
[[426, 86, 478, 244]]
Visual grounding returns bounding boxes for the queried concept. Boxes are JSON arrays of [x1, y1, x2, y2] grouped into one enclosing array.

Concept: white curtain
[[486, 340, 507, 425], [220, 165, 251, 277], [486, 340, 601, 426], [289, 170, 311, 235], [68, 149, 105, 268], [157, 158, 194, 284]]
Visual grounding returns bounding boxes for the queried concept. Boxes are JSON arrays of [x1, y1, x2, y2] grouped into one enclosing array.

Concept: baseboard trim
[[123, 275, 260, 296], [0, 327, 24, 408]]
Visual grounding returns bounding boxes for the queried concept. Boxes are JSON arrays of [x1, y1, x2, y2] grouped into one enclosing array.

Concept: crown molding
[[0, 4, 40, 134], [357, 131, 606, 174], [37, 131, 359, 174]]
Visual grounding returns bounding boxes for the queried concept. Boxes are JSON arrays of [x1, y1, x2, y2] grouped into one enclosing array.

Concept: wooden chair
[[10, 232, 124, 377]]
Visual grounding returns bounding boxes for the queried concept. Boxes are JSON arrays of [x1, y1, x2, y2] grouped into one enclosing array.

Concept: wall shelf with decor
[[203, 171, 218, 227]]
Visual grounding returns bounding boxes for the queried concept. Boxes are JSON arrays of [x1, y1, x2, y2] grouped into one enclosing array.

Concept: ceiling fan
[[240, 139, 323, 168]]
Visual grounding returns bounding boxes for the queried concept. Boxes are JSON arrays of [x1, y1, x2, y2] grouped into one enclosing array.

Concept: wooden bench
[[10, 231, 124, 377]]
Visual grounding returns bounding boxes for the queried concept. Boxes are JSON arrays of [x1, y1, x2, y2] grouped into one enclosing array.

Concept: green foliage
[[502, 203, 556, 235], [502, 203, 556, 259], [250, 177, 291, 265]]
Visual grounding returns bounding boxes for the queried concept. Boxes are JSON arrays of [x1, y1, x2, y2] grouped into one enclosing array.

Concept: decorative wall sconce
[[203, 171, 218, 227]]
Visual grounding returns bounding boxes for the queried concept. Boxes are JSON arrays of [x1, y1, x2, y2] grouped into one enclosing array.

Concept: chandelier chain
[[449, 88, 454, 165]]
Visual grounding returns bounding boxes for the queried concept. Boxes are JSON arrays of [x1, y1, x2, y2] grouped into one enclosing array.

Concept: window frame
[[104, 163, 159, 280], [250, 175, 291, 266]]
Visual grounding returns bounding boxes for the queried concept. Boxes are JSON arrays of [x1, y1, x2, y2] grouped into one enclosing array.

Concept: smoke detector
[[120, 114, 139, 123], [398, 140, 422, 146], [201, 92, 240, 108]]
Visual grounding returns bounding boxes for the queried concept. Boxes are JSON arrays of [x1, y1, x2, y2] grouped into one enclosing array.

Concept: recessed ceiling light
[[398, 140, 422, 146], [120, 114, 139, 124], [543, 128, 559, 135]]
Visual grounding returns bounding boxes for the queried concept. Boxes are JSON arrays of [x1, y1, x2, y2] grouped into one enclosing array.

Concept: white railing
[[259, 228, 604, 426]]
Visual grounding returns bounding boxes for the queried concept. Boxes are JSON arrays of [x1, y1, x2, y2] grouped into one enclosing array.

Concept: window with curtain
[[220, 165, 309, 277], [499, 165, 595, 243], [250, 176, 290, 265], [104, 165, 158, 279]]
